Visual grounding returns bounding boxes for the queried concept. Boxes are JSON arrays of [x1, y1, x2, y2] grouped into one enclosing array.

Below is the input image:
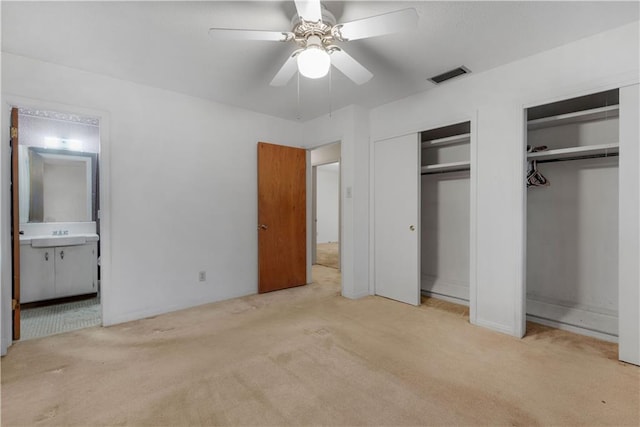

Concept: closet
[[525, 89, 619, 339], [374, 86, 636, 364], [420, 121, 471, 305]]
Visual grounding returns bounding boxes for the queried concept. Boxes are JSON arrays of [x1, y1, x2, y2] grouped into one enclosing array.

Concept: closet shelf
[[527, 143, 619, 162], [422, 133, 470, 147], [527, 105, 619, 130], [421, 161, 471, 174]]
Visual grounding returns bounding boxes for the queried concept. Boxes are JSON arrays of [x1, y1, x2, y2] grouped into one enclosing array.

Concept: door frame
[[10, 108, 20, 339], [1, 96, 110, 353], [307, 142, 342, 286]]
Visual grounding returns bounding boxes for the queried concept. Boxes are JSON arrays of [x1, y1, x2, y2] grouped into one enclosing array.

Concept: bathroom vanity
[[20, 223, 99, 303]]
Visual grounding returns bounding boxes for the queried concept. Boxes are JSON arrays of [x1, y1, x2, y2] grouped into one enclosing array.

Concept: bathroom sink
[[30, 235, 88, 248]]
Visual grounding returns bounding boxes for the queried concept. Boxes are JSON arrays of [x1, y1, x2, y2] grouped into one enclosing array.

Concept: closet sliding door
[[373, 133, 421, 305], [618, 84, 639, 365]]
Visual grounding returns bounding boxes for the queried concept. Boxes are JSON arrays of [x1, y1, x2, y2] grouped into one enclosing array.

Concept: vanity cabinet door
[[54, 243, 97, 298], [21, 246, 56, 303]]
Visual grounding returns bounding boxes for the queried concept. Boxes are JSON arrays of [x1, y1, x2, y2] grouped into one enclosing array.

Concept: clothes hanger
[[526, 145, 550, 187]]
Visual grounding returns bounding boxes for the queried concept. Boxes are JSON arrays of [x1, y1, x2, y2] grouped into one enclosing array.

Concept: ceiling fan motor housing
[[290, 7, 343, 50]]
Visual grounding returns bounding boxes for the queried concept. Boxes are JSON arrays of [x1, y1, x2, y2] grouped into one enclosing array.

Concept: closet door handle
[[45, 252, 49, 261], [60, 250, 64, 260], [409, 225, 416, 231]]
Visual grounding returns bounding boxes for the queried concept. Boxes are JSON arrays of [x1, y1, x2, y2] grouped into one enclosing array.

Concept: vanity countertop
[[20, 234, 100, 247]]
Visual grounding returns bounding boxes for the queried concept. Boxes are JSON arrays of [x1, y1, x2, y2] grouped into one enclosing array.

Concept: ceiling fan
[[209, 0, 418, 86]]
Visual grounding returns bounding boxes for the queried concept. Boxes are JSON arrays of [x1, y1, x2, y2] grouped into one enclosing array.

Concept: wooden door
[[10, 107, 21, 339], [374, 133, 421, 305], [258, 142, 307, 293]]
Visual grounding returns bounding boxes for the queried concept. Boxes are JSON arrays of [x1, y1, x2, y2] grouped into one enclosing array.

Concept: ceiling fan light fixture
[[210, 2, 418, 87], [297, 35, 330, 79]]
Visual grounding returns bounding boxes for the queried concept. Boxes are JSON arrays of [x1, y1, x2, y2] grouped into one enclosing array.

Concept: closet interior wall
[[525, 89, 620, 340], [420, 122, 471, 305]]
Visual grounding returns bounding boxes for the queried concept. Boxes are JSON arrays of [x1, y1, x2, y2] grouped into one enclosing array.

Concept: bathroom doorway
[[11, 106, 102, 341]]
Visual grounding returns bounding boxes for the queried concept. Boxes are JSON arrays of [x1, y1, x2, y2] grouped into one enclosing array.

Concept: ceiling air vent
[[428, 66, 471, 84]]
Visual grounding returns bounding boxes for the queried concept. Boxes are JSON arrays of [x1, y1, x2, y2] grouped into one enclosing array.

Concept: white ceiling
[[2, 1, 638, 121]]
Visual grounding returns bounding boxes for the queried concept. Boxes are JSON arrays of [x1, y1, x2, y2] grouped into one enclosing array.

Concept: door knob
[[258, 224, 268, 230], [409, 225, 416, 231], [60, 250, 64, 260]]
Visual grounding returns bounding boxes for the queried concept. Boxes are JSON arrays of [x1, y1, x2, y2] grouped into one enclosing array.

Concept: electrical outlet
[[198, 271, 206, 282]]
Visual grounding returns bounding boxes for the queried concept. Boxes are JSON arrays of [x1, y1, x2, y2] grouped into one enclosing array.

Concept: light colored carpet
[[316, 242, 339, 269], [20, 297, 101, 340], [1, 265, 638, 426]]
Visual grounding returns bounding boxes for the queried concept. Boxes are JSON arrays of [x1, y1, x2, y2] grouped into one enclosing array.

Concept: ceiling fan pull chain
[[329, 66, 332, 118], [297, 71, 301, 121]]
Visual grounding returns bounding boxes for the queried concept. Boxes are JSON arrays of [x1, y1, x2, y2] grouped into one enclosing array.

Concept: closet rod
[[537, 152, 619, 164]]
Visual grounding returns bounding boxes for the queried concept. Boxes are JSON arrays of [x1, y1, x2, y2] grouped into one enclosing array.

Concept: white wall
[[370, 21, 639, 337], [1, 53, 302, 354], [421, 171, 470, 302], [0, 6, 5, 355], [316, 164, 339, 243]]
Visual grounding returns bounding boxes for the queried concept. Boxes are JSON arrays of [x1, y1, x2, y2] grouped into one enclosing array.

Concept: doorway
[[310, 143, 341, 288], [314, 162, 340, 269], [11, 106, 102, 341]]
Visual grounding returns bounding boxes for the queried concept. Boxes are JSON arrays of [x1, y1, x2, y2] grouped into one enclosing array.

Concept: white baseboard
[[526, 315, 618, 343], [526, 297, 618, 337], [421, 275, 469, 301], [343, 290, 370, 300], [473, 317, 518, 336], [421, 290, 469, 306], [102, 290, 255, 327]]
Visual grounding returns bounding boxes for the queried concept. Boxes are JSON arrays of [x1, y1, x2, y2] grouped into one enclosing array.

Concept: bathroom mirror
[[19, 147, 97, 223]]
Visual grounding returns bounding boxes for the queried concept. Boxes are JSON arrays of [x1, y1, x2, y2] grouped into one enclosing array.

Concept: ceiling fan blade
[[270, 52, 300, 87], [208, 28, 290, 42], [295, 0, 322, 22], [336, 8, 418, 41], [330, 49, 373, 85]]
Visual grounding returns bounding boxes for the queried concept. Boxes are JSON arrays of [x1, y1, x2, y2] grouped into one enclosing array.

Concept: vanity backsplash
[[20, 221, 97, 237]]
